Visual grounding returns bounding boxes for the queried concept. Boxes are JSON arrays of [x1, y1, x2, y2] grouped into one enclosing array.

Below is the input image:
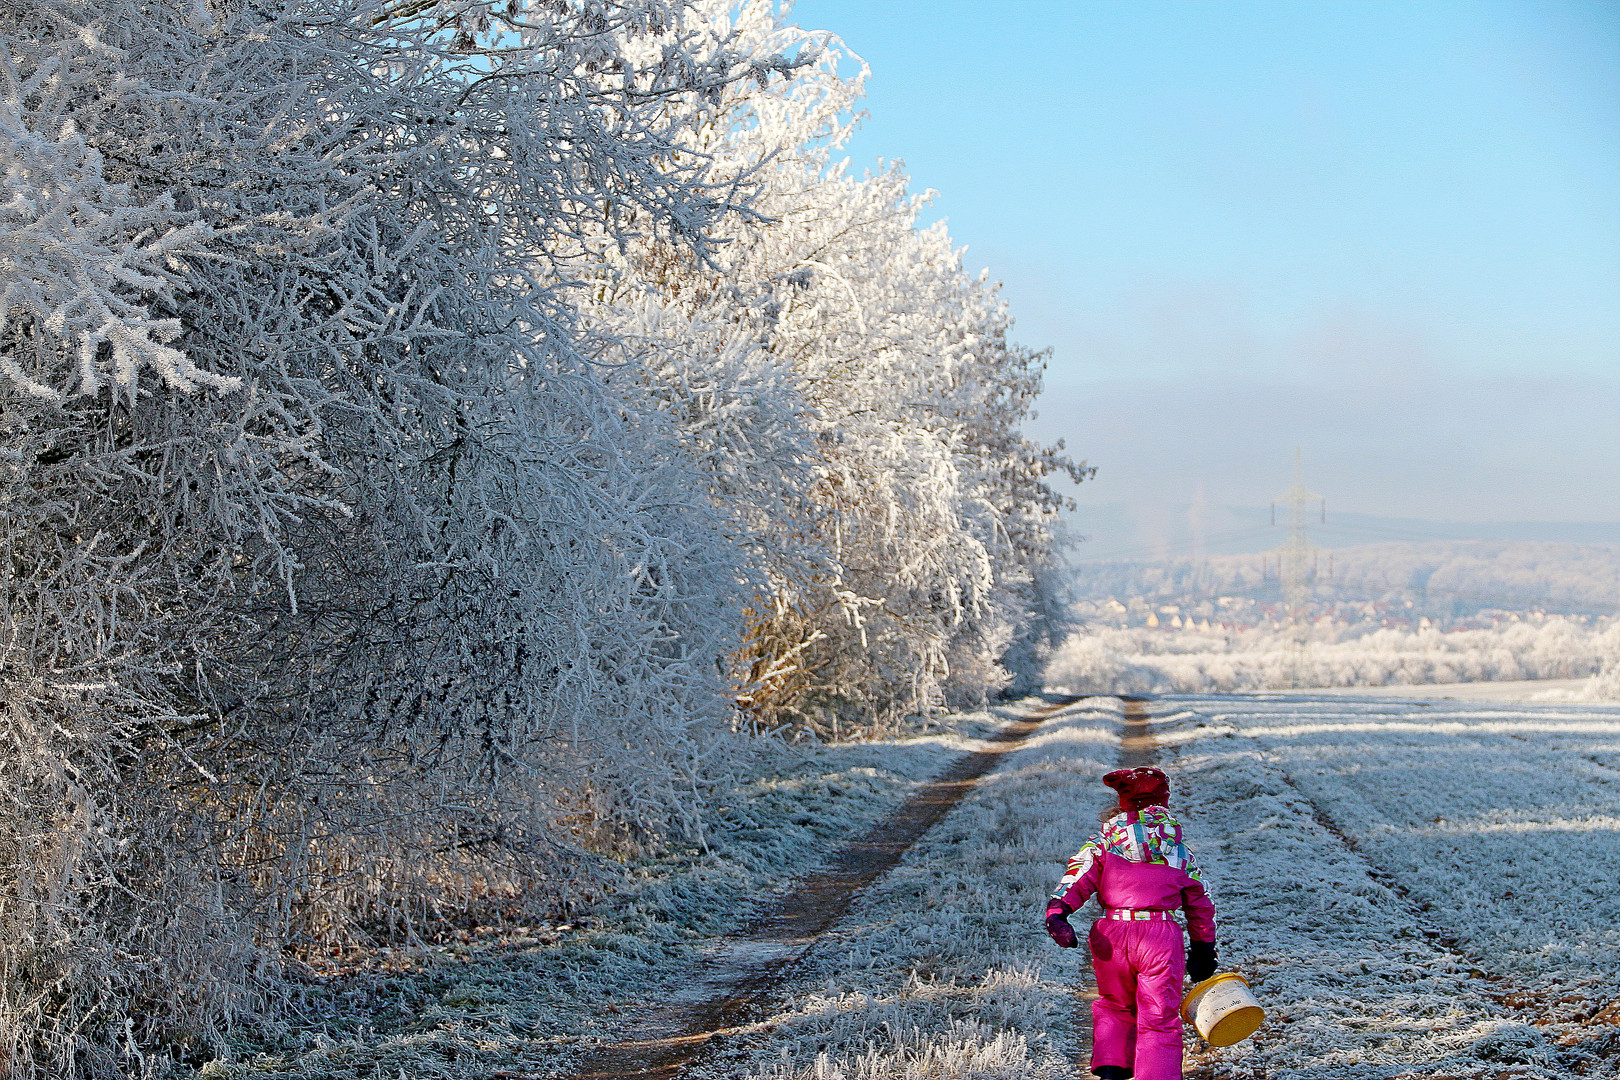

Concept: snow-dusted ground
[[206, 694, 1620, 1080], [206, 715, 1011, 1079], [1166, 694, 1620, 1079], [693, 697, 1125, 1080], [698, 694, 1620, 1080]]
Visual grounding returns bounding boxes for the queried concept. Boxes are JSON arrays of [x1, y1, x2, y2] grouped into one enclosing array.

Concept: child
[[1044, 766, 1218, 1080]]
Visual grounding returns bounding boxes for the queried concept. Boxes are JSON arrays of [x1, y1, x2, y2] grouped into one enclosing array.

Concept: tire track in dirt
[[1117, 694, 1158, 768], [567, 695, 1081, 1080]]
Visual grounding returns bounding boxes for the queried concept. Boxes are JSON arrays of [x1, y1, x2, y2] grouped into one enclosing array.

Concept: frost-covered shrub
[[1585, 624, 1620, 701], [1, 0, 1073, 1071]]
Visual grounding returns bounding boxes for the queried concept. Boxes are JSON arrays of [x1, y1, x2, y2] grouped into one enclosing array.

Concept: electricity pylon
[[1269, 450, 1327, 688], [1271, 449, 1325, 621]]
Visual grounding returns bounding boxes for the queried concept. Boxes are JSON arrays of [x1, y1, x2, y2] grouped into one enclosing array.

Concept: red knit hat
[[1104, 767, 1169, 812]]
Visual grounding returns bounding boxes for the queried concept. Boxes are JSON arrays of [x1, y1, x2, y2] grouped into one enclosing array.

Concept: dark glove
[[1045, 900, 1078, 948], [1188, 939, 1218, 983]]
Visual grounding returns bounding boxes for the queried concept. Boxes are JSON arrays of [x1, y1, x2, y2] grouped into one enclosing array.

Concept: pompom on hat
[[1104, 766, 1170, 812]]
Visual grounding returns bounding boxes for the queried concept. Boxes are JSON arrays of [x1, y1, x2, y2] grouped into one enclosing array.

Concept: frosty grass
[[201, 695, 1620, 1079], [200, 712, 1011, 1079]]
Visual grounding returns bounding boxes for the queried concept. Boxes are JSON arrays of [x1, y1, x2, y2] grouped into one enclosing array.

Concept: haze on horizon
[[790, 0, 1620, 527]]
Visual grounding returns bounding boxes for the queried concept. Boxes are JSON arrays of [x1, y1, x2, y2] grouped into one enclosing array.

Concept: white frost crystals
[[0, 57, 226, 398], [590, 1, 1085, 734], [0, 1, 1075, 1076], [1586, 622, 1620, 701], [1045, 619, 1618, 696]]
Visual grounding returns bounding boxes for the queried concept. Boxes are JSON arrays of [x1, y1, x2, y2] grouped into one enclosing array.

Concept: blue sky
[[787, 0, 1620, 526]]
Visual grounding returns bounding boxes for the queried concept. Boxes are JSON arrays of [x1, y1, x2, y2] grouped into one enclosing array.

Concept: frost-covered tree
[[1044, 618, 1617, 695], [588, 0, 1081, 734], [0, 0, 783, 1072], [1, 0, 1079, 1070]]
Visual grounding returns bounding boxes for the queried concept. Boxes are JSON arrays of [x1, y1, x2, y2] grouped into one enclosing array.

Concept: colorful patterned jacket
[[1047, 805, 1217, 942]]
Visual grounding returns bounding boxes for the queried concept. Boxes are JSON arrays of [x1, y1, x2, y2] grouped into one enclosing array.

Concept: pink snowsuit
[[1048, 806, 1216, 1080]]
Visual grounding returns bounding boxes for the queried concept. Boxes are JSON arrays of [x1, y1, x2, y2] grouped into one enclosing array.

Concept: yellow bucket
[[1180, 972, 1265, 1047]]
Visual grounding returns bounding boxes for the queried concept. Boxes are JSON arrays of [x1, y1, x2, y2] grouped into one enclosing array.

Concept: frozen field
[[692, 693, 1620, 1080], [1165, 694, 1620, 1079], [209, 694, 1620, 1079]]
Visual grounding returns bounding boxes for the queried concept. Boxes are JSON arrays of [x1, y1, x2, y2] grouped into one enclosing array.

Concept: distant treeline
[[1046, 620, 1620, 696]]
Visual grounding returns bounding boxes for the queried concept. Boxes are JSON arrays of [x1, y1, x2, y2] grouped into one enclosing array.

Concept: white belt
[[1104, 907, 1178, 922]]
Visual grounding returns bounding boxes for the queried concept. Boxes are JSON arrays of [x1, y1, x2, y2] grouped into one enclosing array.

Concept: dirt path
[[569, 696, 1080, 1080], [200, 693, 1618, 1080], [1115, 695, 1157, 768]]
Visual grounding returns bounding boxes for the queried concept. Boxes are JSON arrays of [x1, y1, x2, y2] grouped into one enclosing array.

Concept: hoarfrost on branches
[[0, 0, 1075, 1073], [588, 0, 1084, 735], [0, 59, 225, 397], [1587, 623, 1620, 700]]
